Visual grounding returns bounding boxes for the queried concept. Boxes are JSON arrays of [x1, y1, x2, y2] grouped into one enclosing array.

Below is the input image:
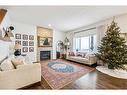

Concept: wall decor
[[22, 41, 28, 46], [23, 34, 28, 40], [29, 47, 34, 52], [15, 40, 21, 45], [38, 36, 52, 47], [29, 41, 34, 46], [22, 47, 28, 52], [29, 35, 34, 40], [15, 34, 21, 39]]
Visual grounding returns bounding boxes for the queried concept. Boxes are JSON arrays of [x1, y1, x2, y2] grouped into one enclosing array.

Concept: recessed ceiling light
[[48, 24, 51, 27]]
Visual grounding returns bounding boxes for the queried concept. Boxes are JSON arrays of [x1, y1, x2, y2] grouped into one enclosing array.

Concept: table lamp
[[14, 43, 21, 56]]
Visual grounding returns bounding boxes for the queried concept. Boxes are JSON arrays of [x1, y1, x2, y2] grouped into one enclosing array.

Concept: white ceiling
[[1, 6, 127, 32]]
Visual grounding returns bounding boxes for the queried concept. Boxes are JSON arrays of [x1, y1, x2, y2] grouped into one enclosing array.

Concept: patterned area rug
[[41, 59, 95, 89]]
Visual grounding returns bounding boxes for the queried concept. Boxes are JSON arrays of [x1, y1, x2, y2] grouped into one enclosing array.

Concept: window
[[81, 36, 89, 50], [75, 34, 97, 52], [75, 38, 80, 51]]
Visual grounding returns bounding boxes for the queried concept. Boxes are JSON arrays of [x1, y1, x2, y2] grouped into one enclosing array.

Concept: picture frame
[[23, 34, 28, 40], [29, 41, 34, 46], [29, 47, 34, 52], [15, 40, 21, 45], [38, 36, 53, 47], [15, 34, 21, 39], [22, 47, 28, 52], [29, 35, 34, 40], [22, 41, 28, 46]]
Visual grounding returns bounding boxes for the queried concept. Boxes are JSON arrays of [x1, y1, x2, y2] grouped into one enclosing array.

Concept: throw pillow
[[11, 58, 25, 68], [68, 52, 75, 56], [0, 59, 15, 71], [82, 53, 86, 58]]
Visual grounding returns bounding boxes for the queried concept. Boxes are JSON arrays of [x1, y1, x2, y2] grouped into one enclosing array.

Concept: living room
[[1, 6, 127, 91]]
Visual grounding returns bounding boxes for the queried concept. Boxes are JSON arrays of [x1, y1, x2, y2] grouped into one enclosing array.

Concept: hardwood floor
[[25, 60, 127, 89]]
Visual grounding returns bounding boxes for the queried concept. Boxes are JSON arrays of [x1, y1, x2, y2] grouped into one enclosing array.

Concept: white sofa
[[0, 63, 41, 89], [66, 52, 97, 65]]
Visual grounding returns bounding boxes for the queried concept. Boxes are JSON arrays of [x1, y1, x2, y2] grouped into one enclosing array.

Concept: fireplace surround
[[40, 51, 51, 60]]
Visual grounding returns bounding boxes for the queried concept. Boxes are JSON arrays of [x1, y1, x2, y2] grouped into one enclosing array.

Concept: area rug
[[96, 66, 127, 79], [41, 59, 95, 89]]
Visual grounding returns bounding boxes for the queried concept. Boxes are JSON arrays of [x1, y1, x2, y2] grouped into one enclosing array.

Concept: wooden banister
[[0, 9, 7, 24]]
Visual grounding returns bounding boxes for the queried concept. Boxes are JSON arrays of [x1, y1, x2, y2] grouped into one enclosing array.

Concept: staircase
[[0, 9, 7, 24]]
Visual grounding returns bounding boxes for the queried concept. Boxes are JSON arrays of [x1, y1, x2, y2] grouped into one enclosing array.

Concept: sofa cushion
[[0, 59, 15, 71]]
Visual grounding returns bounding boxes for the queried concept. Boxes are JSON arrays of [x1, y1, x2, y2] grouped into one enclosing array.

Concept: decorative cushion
[[76, 52, 82, 56], [11, 58, 25, 67], [68, 52, 75, 56], [0, 59, 15, 71], [76, 52, 86, 58], [82, 53, 86, 58]]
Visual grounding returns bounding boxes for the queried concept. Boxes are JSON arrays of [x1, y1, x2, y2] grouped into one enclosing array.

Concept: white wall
[[0, 12, 12, 60], [12, 21, 37, 62], [66, 13, 127, 51], [53, 29, 65, 59]]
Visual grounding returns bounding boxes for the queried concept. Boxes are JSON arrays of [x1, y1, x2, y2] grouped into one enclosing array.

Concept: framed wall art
[[15, 40, 21, 45], [29, 35, 34, 40], [29, 47, 34, 52], [29, 41, 34, 46], [15, 34, 21, 39], [38, 36, 53, 47], [22, 41, 28, 46], [23, 34, 28, 40], [22, 47, 28, 52]]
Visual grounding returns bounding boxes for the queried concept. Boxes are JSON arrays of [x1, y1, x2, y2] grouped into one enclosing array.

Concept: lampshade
[[7, 26, 14, 37], [2, 32, 12, 42], [7, 31, 14, 37], [14, 43, 21, 49]]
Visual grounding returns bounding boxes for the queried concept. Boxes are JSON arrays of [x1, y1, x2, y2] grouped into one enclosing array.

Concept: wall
[[12, 21, 37, 62], [0, 12, 12, 60], [66, 13, 127, 51]]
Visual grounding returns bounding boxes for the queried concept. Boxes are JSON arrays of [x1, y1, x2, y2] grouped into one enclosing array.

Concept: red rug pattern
[[41, 59, 95, 89]]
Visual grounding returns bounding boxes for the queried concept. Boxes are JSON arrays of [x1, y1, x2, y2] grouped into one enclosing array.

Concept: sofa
[[0, 56, 41, 89], [66, 52, 97, 65]]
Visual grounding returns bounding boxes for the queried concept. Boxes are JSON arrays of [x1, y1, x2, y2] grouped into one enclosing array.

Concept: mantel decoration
[[96, 19, 127, 70], [38, 36, 52, 47]]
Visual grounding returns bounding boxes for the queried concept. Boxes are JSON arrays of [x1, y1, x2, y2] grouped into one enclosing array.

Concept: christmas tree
[[96, 20, 127, 70]]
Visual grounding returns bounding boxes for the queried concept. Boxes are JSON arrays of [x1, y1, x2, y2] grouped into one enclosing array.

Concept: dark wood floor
[[25, 60, 127, 89]]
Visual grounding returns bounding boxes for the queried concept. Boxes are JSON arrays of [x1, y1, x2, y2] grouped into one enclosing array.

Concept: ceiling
[[1, 6, 127, 32]]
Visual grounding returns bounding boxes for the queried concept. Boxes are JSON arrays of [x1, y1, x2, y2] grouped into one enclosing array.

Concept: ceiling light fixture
[[48, 24, 52, 27]]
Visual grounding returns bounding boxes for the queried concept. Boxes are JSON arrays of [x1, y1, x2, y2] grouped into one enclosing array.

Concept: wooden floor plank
[[24, 59, 127, 89]]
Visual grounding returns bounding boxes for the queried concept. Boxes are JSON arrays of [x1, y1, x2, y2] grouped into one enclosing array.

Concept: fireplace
[[40, 51, 51, 60]]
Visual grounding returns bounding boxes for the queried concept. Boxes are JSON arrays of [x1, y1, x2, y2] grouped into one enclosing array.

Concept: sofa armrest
[[89, 56, 97, 65], [0, 63, 41, 89]]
